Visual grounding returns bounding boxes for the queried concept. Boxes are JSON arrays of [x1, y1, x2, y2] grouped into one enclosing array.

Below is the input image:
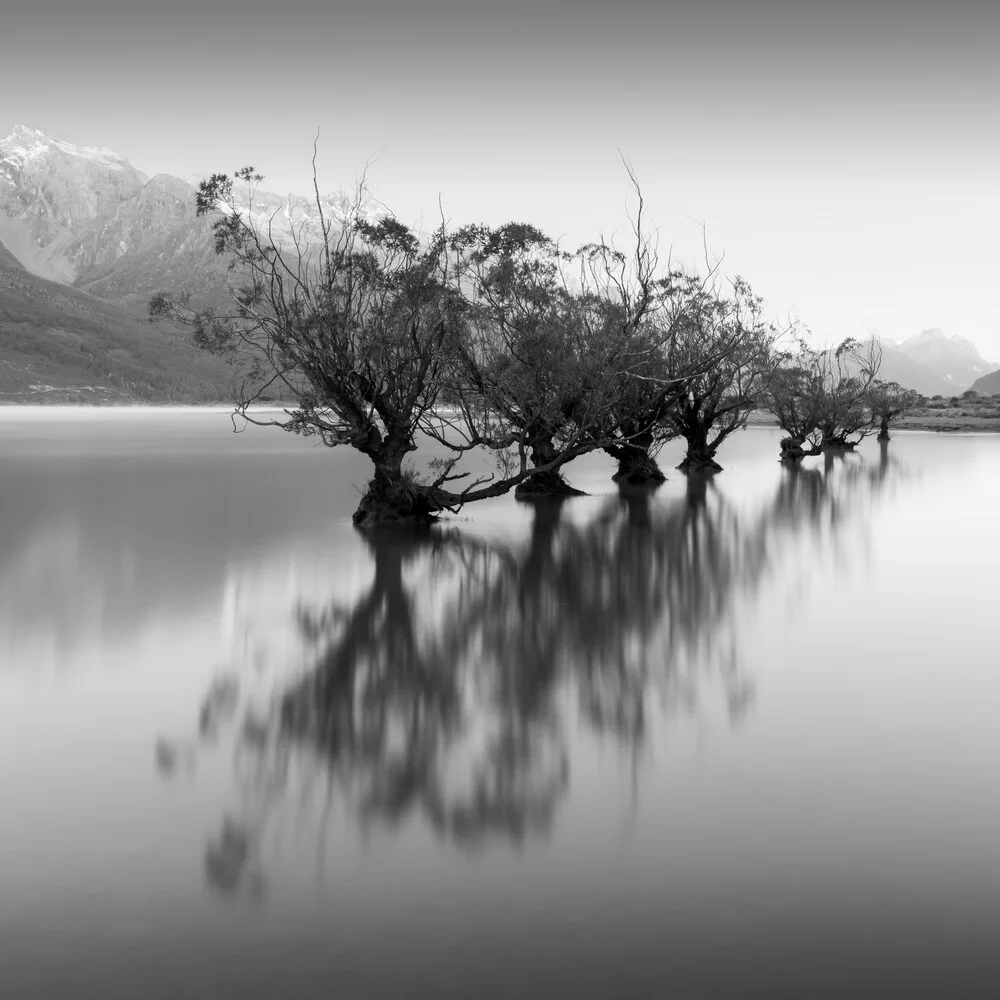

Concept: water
[[2, 409, 999, 998]]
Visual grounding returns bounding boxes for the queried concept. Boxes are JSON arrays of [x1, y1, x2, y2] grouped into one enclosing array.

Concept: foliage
[[146, 156, 878, 515], [663, 273, 784, 472], [866, 379, 921, 439], [768, 337, 882, 459]]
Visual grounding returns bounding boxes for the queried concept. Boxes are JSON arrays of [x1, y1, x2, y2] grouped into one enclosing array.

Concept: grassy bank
[[746, 393, 1000, 434]]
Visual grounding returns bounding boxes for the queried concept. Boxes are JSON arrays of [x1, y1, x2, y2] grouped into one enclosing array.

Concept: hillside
[[970, 368, 1000, 395], [0, 240, 231, 403]]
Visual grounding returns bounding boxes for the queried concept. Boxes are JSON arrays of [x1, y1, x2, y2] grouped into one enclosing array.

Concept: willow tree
[[455, 168, 681, 489], [150, 168, 577, 524], [768, 337, 882, 461], [449, 223, 629, 496], [567, 187, 667, 486], [866, 379, 920, 440], [665, 275, 782, 473]]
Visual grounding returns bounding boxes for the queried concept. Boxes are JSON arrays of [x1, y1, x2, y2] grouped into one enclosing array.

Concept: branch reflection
[[165, 448, 901, 894]]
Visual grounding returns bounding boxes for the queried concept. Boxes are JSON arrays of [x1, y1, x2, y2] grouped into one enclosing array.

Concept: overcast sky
[[4, 0, 1000, 356]]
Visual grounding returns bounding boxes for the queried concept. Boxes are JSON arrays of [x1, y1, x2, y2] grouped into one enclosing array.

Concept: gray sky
[[4, 0, 1000, 356]]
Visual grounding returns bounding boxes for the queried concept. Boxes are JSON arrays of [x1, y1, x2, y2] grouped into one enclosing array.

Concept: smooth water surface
[[2, 409, 1000, 998]]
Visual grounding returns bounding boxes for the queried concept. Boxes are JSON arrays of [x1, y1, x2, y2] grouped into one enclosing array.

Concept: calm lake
[[2, 408, 999, 999]]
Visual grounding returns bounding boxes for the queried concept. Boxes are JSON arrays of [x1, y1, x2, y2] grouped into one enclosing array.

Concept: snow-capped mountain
[[0, 124, 365, 308], [0, 124, 148, 281], [0, 123, 380, 402]]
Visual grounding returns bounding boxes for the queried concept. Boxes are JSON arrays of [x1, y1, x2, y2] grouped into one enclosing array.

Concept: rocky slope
[[0, 125, 148, 283]]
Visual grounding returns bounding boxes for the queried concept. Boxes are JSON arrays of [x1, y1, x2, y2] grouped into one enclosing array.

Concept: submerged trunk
[[607, 443, 666, 486], [779, 436, 806, 462], [514, 437, 586, 498], [514, 470, 586, 497], [353, 434, 445, 527], [354, 436, 585, 525], [677, 426, 722, 474], [877, 418, 891, 442], [821, 432, 859, 450], [778, 435, 822, 463], [353, 460, 442, 527]]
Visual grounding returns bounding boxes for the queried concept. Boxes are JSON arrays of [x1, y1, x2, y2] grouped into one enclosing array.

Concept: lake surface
[[2, 409, 1000, 999]]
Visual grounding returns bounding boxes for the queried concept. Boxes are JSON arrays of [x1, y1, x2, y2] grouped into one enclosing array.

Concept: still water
[[2, 409, 999, 998]]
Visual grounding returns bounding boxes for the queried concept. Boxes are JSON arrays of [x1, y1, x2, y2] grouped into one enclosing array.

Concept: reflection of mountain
[[182, 447, 900, 888]]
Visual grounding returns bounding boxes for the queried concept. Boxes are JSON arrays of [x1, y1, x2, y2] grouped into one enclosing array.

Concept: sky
[[3, 0, 1000, 356]]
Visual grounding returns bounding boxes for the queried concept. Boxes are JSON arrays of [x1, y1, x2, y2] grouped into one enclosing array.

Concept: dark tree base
[[778, 436, 824, 463], [352, 480, 442, 528], [676, 454, 723, 474], [514, 470, 586, 498], [877, 430, 890, 442], [612, 451, 666, 486]]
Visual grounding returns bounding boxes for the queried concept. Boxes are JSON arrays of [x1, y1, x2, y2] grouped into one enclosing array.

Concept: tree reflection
[[162, 448, 901, 892]]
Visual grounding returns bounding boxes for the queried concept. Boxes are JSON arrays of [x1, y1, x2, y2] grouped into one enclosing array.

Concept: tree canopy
[[151, 159, 899, 522]]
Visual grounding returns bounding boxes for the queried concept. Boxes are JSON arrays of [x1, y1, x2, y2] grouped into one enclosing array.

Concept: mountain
[[892, 328, 998, 393], [855, 329, 1000, 397], [0, 125, 148, 283], [1, 125, 359, 310], [0, 236, 24, 272], [872, 342, 959, 398], [0, 123, 371, 403], [0, 235, 230, 403], [970, 368, 1000, 395]]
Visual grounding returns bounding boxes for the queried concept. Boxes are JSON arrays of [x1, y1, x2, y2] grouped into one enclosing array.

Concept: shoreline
[[744, 410, 1000, 435]]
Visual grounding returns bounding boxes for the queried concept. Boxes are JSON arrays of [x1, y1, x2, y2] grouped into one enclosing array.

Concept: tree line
[[151, 164, 917, 525]]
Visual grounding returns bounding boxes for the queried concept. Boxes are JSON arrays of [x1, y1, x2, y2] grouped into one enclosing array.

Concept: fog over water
[[2, 410, 1000, 998]]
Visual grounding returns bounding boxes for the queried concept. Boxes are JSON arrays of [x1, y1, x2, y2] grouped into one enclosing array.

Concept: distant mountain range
[[875, 330, 999, 397], [1, 124, 998, 403]]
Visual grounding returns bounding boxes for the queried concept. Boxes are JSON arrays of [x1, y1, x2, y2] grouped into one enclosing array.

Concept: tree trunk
[[677, 425, 722, 474], [821, 434, 858, 450], [353, 443, 440, 527], [514, 436, 586, 498], [779, 435, 825, 463], [877, 418, 890, 442], [608, 443, 666, 486]]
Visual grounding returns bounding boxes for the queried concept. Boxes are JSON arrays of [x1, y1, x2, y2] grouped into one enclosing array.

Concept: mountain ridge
[[890, 327, 998, 392], [970, 368, 1000, 395]]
